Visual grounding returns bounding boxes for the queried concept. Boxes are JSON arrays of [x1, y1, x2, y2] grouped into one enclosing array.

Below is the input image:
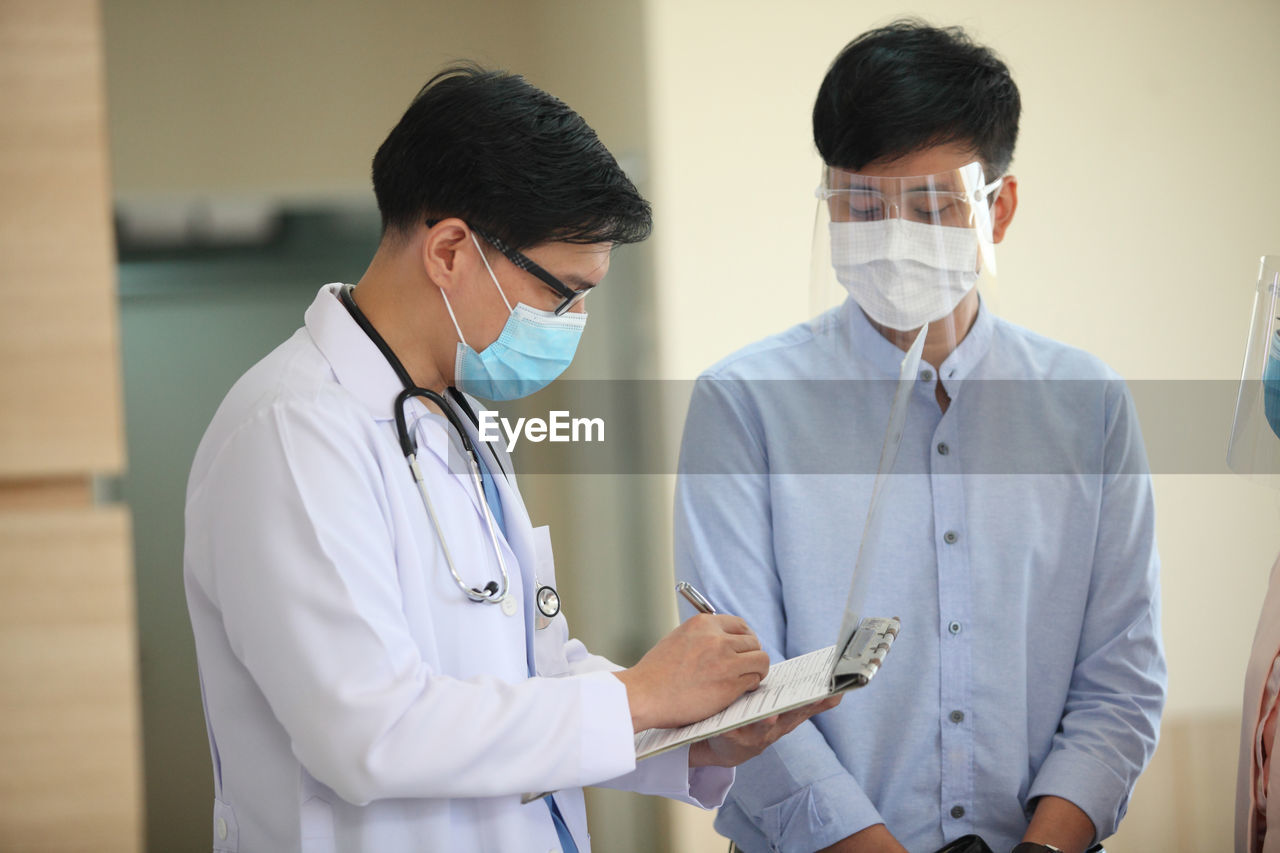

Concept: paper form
[[633, 646, 841, 759]]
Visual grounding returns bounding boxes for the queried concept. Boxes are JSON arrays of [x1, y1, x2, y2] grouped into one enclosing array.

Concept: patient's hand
[[687, 694, 841, 767]]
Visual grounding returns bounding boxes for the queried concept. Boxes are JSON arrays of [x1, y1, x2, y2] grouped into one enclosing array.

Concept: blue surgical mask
[[1265, 328, 1280, 440], [438, 234, 587, 401]]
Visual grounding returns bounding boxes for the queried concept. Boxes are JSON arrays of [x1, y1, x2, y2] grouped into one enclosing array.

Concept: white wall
[[645, 0, 1280, 846], [104, 0, 537, 202]]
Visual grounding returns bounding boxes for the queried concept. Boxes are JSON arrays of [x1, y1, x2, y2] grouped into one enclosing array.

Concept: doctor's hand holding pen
[[610, 583, 842, 768], [612, 611, 769, 732]]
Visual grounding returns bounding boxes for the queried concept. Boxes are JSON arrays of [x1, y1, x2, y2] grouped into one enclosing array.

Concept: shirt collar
[[305, 283, 406, 421], [935, 295, 995, 387], [844, 298, 916, 377], [843, 294, 996, 386]]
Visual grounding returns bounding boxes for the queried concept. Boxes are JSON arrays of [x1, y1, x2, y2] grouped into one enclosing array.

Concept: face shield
[[809, 161, 1002, 350], [1227, 255, 1280, 483]]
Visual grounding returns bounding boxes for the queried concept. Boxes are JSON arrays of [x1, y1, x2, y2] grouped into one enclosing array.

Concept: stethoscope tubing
[[406, 439, 510, 603], [340, 285, 512, 605], [339, 284, 562, 621], [392, 377, 513, 606]]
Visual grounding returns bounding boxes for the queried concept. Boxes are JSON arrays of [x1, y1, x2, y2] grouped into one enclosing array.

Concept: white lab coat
[[184, 284, 731, 852]]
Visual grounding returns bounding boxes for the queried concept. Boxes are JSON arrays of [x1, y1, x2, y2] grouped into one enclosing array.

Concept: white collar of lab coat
[[305, 283, 406, 422], [304, 285, 480, 508], [305, 284, 535, 584], [306, 286, 487, 498]]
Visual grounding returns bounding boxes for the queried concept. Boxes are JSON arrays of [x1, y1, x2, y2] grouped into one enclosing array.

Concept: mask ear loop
[[438, 288, 470, 350], [436, 231, 519, 350], [470, 232, 514, 312]]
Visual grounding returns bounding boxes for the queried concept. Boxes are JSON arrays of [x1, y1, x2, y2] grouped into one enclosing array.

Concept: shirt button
[[920, 369, 934, 382], [951, 805, 965, 819], [217, 818, 228, 841], [950, 710, 965, 723], [937, 442, 950, 455], [948, 620, 962, 635], [943, 530, 959, 544]]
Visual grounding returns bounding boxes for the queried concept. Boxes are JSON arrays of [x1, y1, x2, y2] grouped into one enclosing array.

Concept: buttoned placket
[[924, 362, 975, 840]]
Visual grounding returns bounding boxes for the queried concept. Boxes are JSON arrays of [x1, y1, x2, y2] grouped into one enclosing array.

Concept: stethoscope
[[338, 285, 560, 621]]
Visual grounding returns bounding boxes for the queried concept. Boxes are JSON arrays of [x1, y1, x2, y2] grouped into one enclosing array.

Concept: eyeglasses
[[816, 169, 1004, 228], [427, 220, 591, 316]]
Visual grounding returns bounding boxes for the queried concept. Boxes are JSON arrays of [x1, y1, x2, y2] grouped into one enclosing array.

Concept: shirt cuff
[[687, 763, 734, 808], [574, 670, 638, 783], [725, 769, 883, 853], [1027, 748, 1129, 841], [594, 745, 733, 807]]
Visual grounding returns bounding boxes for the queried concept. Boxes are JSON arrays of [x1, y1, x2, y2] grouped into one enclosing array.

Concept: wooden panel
[[0, 476, 93, 510], [0, 506, 143, 852], [0, 0, 124, 478]]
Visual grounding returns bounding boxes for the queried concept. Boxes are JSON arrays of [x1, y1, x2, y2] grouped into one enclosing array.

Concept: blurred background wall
[[2, 0, 1274, 850]]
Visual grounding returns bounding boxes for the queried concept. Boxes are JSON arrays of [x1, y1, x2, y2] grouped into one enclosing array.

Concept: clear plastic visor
[[809, 161, 1003, 346], [1228, 255, 1280, 482], [818, 162, 1001, 274]]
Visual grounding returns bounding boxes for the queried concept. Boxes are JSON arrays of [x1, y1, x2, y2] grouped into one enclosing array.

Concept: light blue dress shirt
[[674, 299, 1166, 853]]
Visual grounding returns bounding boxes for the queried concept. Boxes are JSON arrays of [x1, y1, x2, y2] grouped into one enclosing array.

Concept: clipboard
[[629, 616, 901, 760]]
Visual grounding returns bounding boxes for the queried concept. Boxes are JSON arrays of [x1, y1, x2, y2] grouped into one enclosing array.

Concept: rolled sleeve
[[1027, 748, 1130, 841], [720, 761, 882, 853]]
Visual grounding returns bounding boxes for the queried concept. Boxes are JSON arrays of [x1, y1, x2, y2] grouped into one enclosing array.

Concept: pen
[[676, 581, 719, 615]]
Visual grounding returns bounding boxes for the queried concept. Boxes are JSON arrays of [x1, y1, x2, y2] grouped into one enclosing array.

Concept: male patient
[[674, 21, 1166, 853]]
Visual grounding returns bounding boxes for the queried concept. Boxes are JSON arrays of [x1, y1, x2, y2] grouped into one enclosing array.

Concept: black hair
[[372, 63, 651, 249], [813, 20, 1021, 175]]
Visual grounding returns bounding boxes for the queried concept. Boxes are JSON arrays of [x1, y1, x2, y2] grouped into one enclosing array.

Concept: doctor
[[184, 65, 834, 853]]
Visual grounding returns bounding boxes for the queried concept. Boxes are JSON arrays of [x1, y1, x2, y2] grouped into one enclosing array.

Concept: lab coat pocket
[[531, 525, 571, 676], [300, 795, 335, 853]]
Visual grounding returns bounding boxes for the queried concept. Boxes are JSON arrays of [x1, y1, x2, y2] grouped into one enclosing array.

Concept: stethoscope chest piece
[[536, 585, 561, 619]]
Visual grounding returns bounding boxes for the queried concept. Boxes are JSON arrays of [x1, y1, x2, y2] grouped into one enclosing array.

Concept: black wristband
[[1011, 844, 1064, 853]]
